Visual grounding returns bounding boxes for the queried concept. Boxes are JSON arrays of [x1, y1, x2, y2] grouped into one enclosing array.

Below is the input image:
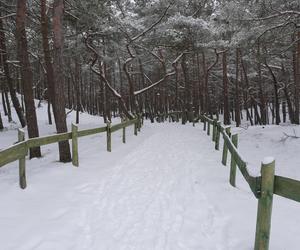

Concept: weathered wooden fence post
[[72, 123, 79, 167], [203, 119, 207, 131], [215, 121, 221, 150], [229, 134, 238, 187], [254, 158, 275, 250], [107, 122, 112, 152], [18, 129, 27, 189], [222, 127, 231, 166]]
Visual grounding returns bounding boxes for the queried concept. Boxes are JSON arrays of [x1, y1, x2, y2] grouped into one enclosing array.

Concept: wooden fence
[[0, 117, 141, 189], [199, 115, 300, 250], [1, 112, 299, 249]]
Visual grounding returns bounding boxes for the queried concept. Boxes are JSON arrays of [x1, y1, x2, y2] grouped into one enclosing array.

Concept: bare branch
[[256, 21, 297, 40], [0, 13, 16, 19], [131, 3, 172, 43], [134, 71, 175, 96], [84, 34, 134, 119], [134, 53, 185, 96], [243, 10, 300, 21]]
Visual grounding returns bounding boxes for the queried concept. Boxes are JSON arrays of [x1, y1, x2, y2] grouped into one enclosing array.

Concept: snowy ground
[[0, 103, 300, 249]]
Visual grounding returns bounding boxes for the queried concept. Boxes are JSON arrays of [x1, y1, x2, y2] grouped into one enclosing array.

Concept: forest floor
[[0, 102, 300, 250]]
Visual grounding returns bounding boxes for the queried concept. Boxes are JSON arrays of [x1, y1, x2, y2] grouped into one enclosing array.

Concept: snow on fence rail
[[199, 114, 300, 250], [0, 117, 141, 189]]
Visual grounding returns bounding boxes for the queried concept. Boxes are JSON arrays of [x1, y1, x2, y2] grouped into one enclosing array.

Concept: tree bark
[[0, 110, 3, 130], [222, 51, 230, 125], [52, 0, 71, 162], [240, 49, 254, 125], [264, 59, 280, 125], [16, 0, 41, 158], [181, 53, 193, 122], [293, 31, 300, 124], [257, 40, 267, 125], [0, 17, 26, 127], [235, 49, 241, 127]]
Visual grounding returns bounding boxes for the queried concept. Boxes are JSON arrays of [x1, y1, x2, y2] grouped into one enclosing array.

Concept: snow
[[0, 102, 300, 249], [232, 124, 300, 179], [262, 156, 275, 165]]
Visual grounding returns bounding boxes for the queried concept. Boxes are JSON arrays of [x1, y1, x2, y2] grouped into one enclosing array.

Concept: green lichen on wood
[[72, 123, 79, 167], [221, 127, 231, 166], [215, 122, 221, 150], [274, 176, 300, 202], [229, 134, 238, 187], [255, 160, 275, 250], [18, 129, 27, 189], [107, 122, 112, 152]]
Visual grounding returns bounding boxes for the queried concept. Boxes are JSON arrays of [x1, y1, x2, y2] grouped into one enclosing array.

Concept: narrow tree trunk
[[181, 53, 193, 122], [0, 110, 3, 130], [196, 53, 203, 113], [16, 0, 41, 158], [75, 55, 81, 124], [202, 52, 209, 114], [282, 102, 286, 123], [293, 31, 300, 124], [240, 49, 254, 125], [284, 84, 295, 123], [52, 0, 71, 162], [235, 49, 241, 127], [41, 0, 55, 125], [1, 91, 8, 115], [222, 51, 230, 125], [0, 17, 26, 127], [257, 40, 267, 125], [264, 59, 280, 125]]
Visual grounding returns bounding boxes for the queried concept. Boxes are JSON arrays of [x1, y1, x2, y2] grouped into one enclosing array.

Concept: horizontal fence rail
[[0, 117, 141, 189], [27, 132, 72, 148], [0, 142, 27, 168], [274, 176, 300, 203]]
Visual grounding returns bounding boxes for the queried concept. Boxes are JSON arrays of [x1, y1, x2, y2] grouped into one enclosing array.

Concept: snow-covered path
[[73, 127, 232, 250], [1, 122, 299, 249]]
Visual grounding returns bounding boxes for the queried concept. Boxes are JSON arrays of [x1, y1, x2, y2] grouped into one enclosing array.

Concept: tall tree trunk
[[4, 91, 12, 122], [52, 0, 71, 162], [222, 51, 230, 125], [284, 85, 294, 123], [239, 49, 254, 125], [75, 57, 81, 124], [181, 53, 193, 122], [16, 0, 41, 158], [235, 49, 241, 127], [196, 53, 203, 114], [0, 110, 3, 130], [1, 90, 7, 115], [264, 59, 280, 125], [124, 59, 136, 114], [282, 101, 286, 123], [0, 17, 26, 127], [257, 40, 267, 125], [41, 0, 54, 125], [202, 52, 209, 114], [293, 31, 300, 124]]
